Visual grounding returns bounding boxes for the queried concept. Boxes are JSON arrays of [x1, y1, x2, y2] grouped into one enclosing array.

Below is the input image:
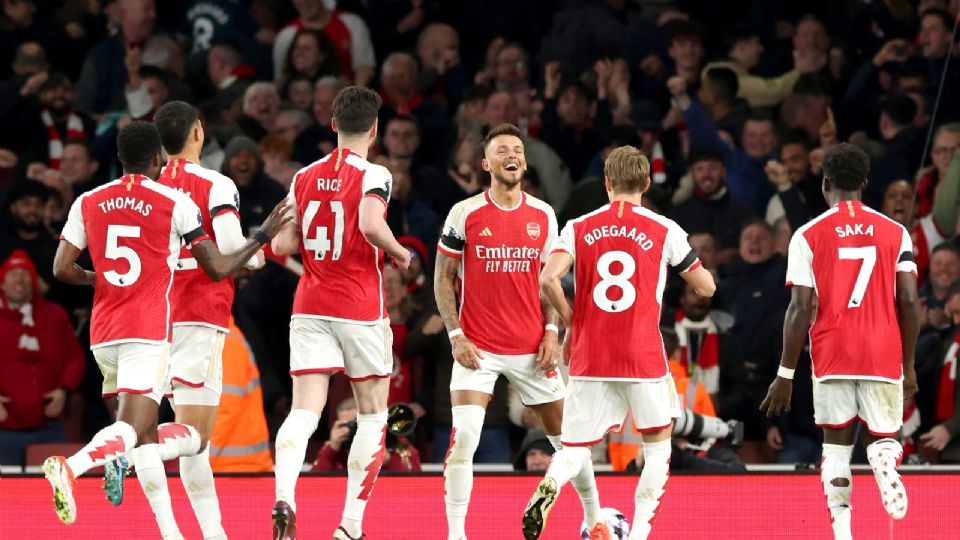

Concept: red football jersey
[[60, 175, 208, 348], [554, 202, 698, 380], [786, 201, 917, 382], [437, 191, 557, 355], [289, 148, 392, 323], [157, 159, 240, 331]]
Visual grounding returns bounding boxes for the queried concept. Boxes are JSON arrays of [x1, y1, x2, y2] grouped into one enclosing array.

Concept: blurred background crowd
[[1, 0, 960, 473]]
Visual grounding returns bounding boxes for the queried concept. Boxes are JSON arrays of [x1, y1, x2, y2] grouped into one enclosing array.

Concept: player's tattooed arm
[[760, 285, 814, 417], [435, 251, 483, 370], [53, 240, 95, 286], [434, 252, 462, 333]]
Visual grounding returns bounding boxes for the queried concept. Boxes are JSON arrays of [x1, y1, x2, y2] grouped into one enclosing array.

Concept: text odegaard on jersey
[[583, 225, 655, 250]]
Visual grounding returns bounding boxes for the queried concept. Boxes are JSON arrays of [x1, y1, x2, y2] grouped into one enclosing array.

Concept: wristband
[[253, 230, 270, 245], [544, 324, 559, 334], [448, 328, 464, 339], [777, 366, 795, 380]]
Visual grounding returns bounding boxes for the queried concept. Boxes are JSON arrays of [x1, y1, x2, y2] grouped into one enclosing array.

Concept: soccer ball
[[580, 508, 630, 539]]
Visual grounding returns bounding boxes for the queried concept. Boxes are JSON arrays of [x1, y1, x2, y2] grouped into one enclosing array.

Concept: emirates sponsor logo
[[526, 222, 541, 239]]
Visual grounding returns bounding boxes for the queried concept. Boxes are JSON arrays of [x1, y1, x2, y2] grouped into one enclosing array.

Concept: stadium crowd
[[1, 0, 960, 471]]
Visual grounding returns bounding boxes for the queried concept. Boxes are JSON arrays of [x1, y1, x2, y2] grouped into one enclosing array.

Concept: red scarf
[[650, 141, 666, 185], [675, 310, 720, 398], [937, 332, 959, 422], [41, 110, 86, 170]]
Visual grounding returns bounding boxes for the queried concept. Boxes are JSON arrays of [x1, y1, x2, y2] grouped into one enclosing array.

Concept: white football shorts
[[93, 342, 171, 405], [449, 349, 566, 406], [813, 379, 903, 437], [289, 317, 393, 381], [560, 377, 681, 447], [168, 325, 226, 406]]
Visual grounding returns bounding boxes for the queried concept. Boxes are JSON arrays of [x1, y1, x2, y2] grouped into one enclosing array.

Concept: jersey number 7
[[302, 200, 344, 261], [838, 246, 876, 308]]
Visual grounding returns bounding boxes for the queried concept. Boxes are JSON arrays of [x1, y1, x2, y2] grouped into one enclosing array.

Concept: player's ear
[[330, 117, 339, 134], [369, 120, 378, 141], [603, 175, 612, 192], [822, 176, 831, 192], [481, 157, 491, 172]]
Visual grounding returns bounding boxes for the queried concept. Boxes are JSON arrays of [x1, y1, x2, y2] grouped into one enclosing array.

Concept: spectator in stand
[[537, 0, 630, 77], [415, 23, 467, 113], [273, 109, 312, 145], [688, 232, 720, 274], [669, 75, 779, 214], [281, 73, 314, 111], [0, 0, 39, 80], [0, 42, 48, 160], [490, 42, 537, 130], [272, 0, 375, 86], [312, 397, 421, 472], [668, 147, 754, 266], [695, 67, 749, 145], [397, 235, 430, 305], [75, 0, 157, 115], [881, 179, 915, 229], [916, 123, 960, 217], [208, 318, 273, 472], [701, 23, 823, 109], [259, 135, 294, 185], [0, 182, 56, 293], [920, 284, 960, 463], [378, 52, 447, 164], [206, 40, 253, 113], [237, 82, 280, 141], [0, 250, 85, 466], [512, 429, 555, 472], [918, 8, 960, 124], [913, 155, 960, 285], [57, 139, 101, 204], [19, 73, 96, 171], [221, 136, 285, 236], [666, 19, 705, 89], [764, 130, 827, 230], [559, 125, 643, 225], [539, 61, 613, 181], [279, 29, 340, 85], [865, 93, 926, 206], [378, 157, 441, 253], [920, 244, 960, 334], [481, 90, 572, 208], [293, 75, 342, 164]]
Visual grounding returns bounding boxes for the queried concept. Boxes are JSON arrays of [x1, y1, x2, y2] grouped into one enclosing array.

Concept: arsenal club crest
[[526, 222, 541, 239]]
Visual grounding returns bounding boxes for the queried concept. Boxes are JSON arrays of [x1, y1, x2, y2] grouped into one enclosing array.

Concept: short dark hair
[[688, 146, 725, 165], [703, 67, 738, 103], [385, 114, 420, 133], [723, 23, 758, 53], [822, 143, 869, 191], [779, 129, 813, 152], [880, 94, 917, 127], [921, 8, 954, 34], [606, 125, 642, 149], [745, 110, 775, 125], [665, 19, 703, 46], [931, 242, 960, 259], [117, 121, 162, 172], [63, 138, 95, 159], [482, 123, 523, 152], [7, 181, 50, 206], [154, 101, 198, 155], [332, 86, 382, 135]]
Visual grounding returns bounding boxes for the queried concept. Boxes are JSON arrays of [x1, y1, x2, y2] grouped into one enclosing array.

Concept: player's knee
[[448, 422, 482, 460]]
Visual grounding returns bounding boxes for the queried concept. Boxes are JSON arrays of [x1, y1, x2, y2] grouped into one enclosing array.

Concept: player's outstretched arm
[[271, 218, 300, 257], [760, 285, 814, 417], [53, 240, 95, 286], [434, 251, 481, 370], [896, 271, 921, 400], [680, 265, 716, 298], [358, 197, 410, 270], [539, 251, 574, 326], [193, 200, 292, 281], [212, 212, 264, 269]]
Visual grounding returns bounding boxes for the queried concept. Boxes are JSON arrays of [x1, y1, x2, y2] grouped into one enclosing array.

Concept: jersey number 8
[[302, 200, 345, 260], [593, 250, 637, 312]]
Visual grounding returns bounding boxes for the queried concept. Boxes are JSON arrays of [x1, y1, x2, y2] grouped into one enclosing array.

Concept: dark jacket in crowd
[[668, 188, 754, 252]]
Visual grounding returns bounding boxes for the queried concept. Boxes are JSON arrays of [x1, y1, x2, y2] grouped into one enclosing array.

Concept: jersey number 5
[[838, 246, 876, 308], [302, 200, 344, 260], [593, 250, 637, 312], [104, 225, 142, 287]]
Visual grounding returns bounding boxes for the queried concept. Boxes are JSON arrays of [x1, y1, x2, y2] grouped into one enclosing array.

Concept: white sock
[[821, 444, 853, 531], [180, 447, 226, 539], [445, 405, 485, 540], [340, 410, 388, 538], [133, 443, 181, 537], [544, 436, 602, 527], [629, 439, 671, 540], [157, 422, 202, 461], [66, 420, 137, 476], [545, 446, 587, 486], [274, 409, 319, 512]]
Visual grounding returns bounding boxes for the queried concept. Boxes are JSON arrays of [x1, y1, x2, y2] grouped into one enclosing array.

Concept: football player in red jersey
[[101, 101, 268, 539], [761, 143, 921, 539], [435, 124, 601, 540], [524, 146, 715, 540], [269, 86, 411, 540], [41, 121, 289, 531]]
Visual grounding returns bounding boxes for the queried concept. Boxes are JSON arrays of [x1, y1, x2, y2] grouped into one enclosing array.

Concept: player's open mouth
[[504, 163, 519, 171]]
